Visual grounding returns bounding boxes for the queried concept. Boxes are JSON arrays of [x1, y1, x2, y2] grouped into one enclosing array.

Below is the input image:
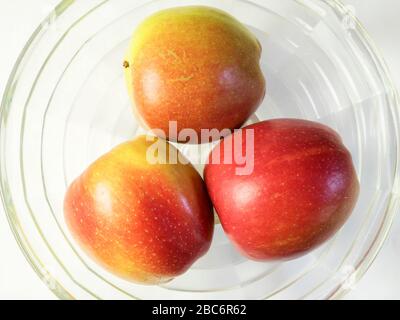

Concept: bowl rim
[[1, 0, 399, 300]]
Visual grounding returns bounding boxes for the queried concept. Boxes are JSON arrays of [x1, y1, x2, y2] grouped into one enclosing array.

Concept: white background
[[0, 0, 399, 299]]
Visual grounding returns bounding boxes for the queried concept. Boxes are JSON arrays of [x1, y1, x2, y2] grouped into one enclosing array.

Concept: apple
[[64, 136, 214, 284], [204, 119, 359, 260], [124, 6, 266, 143]]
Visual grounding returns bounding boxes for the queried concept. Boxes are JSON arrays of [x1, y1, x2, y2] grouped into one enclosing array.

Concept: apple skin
[[204, 119, 359, 260], [124, 6, 266, 143], [64, 136, 214, 284]]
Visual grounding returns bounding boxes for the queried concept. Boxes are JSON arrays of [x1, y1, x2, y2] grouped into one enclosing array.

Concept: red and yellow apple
[[124, 6, 266, 143], [64, 136, 214, 284], [204, 119, 359, 260]]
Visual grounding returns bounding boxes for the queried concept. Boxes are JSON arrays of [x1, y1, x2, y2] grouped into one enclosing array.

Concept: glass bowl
[[1, 0, 399, 300]]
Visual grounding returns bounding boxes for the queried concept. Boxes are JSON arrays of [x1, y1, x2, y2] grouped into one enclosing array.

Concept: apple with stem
[[124, 6, 266, 143]]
